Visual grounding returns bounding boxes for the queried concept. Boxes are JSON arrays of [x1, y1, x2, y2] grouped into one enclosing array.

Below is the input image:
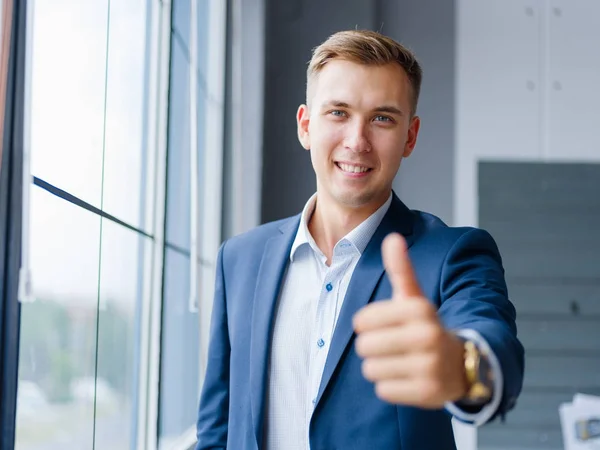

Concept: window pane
[[159, 249, 200, 447], [165, 35, 191, 250], [165, 0, 210, 251], [16, 186, 101, 450], [172, 0, 190, 51], [160, 1, 215, 445], [102, 0, 152, 232], [94, 221, 152, 450], [29, 1, 109, 207], [172, 0, 210, 77]]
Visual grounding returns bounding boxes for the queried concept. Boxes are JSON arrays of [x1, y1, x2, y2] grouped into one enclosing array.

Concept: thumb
[[382, 233, 422, 299]]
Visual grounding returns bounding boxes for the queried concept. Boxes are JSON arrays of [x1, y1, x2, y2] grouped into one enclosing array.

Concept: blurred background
[[0, 0, 598, 449]]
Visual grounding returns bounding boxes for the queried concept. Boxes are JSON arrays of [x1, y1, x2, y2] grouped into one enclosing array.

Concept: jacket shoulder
[[220, 215, 300, 264], [411, 210, 499, 253]]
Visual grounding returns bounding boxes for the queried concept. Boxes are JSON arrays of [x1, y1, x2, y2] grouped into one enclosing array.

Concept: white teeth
[[338, 163, 369, 173]]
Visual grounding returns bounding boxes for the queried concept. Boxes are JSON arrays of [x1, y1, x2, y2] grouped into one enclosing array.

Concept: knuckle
[[355, 334, 377, 356], [355, 335, 366, 355], [361, 359, 376, 380], [375, 382, 392, 402]]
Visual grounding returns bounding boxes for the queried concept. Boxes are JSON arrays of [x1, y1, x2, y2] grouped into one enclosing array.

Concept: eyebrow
[[322, 100, 404, 116]]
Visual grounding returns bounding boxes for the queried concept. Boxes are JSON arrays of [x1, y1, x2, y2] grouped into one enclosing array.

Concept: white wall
[[456, 0, 600, 228], [455, 1, 600, 448]]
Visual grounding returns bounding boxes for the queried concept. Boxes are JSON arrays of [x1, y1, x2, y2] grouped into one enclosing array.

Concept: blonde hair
[[307, 30, 422, 115]]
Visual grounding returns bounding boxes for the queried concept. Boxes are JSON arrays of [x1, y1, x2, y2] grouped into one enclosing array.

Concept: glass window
[[29, 0, 152, 233], [164, 0, 209, 251], [159, 0, 213, 445], [17, 1, 158, 449], [159, 249, 200, 446], [16, 186, 101, 450], [15, 0, 225, 447], [164, 36, 191, 251], [95, 221, 153, 450], [29, 1, 109, 207], [16, 191, 153, 450], [102, 0, 152, 232]]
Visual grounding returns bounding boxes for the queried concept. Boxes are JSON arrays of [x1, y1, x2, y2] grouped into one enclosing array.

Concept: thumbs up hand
[[353, 233, 469, 408]]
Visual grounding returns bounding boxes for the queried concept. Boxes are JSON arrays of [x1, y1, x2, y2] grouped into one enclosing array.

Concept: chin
[[333, 190, 379, 209]]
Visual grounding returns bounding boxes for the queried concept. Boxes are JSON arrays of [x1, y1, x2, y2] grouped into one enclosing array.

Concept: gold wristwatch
[[462, 340, 493, 404]]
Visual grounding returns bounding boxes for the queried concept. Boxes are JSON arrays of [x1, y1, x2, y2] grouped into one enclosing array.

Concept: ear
[[297, 104, 311, 150], [402, 115, 421, 158]]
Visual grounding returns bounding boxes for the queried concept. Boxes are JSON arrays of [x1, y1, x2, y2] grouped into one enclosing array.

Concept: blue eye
[[330, 110, 346, 117], [374, 115, 392, 122]]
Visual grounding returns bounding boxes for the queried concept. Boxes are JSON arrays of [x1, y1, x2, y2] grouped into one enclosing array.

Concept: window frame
[[0, 0, 26, 447], [135, 1, 173, 449]]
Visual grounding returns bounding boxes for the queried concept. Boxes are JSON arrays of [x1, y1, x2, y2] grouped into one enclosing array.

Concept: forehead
[[311, 59, 411, 108]]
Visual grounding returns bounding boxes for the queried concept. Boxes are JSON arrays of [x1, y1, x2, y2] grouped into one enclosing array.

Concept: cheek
[[375, 137, 405, 170], [310, 125, 342, 163]]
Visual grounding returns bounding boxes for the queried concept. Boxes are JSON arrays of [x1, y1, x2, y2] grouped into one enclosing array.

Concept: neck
[[308, 191, 390, 264]]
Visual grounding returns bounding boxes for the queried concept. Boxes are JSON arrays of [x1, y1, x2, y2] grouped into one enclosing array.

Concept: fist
[[352, 233, 468, 409]]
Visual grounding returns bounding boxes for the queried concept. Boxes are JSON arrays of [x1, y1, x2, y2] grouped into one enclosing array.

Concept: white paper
[[573, 394, 600, 409], [560, 394, 600, 450]]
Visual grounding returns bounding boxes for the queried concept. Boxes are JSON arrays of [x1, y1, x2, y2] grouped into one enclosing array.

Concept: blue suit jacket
[[195, 194, 524, 450]]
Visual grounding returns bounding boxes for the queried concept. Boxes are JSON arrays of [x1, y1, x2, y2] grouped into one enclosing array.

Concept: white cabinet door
[[457, 0, 542, 161], [546, 0, 600, 161]]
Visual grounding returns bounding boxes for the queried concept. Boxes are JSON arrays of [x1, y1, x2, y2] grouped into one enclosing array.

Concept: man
[[195, 30, 524, 450]]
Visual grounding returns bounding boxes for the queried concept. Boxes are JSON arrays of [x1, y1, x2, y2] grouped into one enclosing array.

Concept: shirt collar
[[290, 193, 393, 261]]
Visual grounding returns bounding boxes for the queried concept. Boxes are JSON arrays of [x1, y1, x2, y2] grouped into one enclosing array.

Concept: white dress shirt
[[263, 194, 502, 450]]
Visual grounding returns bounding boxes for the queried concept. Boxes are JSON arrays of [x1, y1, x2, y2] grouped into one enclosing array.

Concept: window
[[13, 0, 226, 448], [158, 0, 226, 447], [15, 1, 163, 448]]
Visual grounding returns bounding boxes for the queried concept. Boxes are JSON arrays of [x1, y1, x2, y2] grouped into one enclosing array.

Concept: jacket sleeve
[[195, 242, 230, 449], [437, 228, 525, 424]]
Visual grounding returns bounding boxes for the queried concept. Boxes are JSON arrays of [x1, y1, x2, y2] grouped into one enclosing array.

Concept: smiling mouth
[[335, 162, 373, 174]]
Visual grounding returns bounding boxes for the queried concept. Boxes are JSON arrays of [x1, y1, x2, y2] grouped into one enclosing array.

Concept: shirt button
[[312, 398, 317, 406], [317, 338, 325, 348], [325, 283, 333, 292]]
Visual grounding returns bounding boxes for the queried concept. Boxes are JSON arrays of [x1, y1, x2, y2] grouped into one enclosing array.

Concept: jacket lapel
[[249, 216, 300, 449], [314, 194, 416, 406]]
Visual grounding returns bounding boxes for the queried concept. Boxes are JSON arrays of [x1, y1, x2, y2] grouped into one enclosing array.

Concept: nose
[[343, 120, 371, 153]]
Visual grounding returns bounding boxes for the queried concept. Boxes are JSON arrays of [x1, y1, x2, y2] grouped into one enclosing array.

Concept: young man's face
[[297, 59, 420, 211]]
